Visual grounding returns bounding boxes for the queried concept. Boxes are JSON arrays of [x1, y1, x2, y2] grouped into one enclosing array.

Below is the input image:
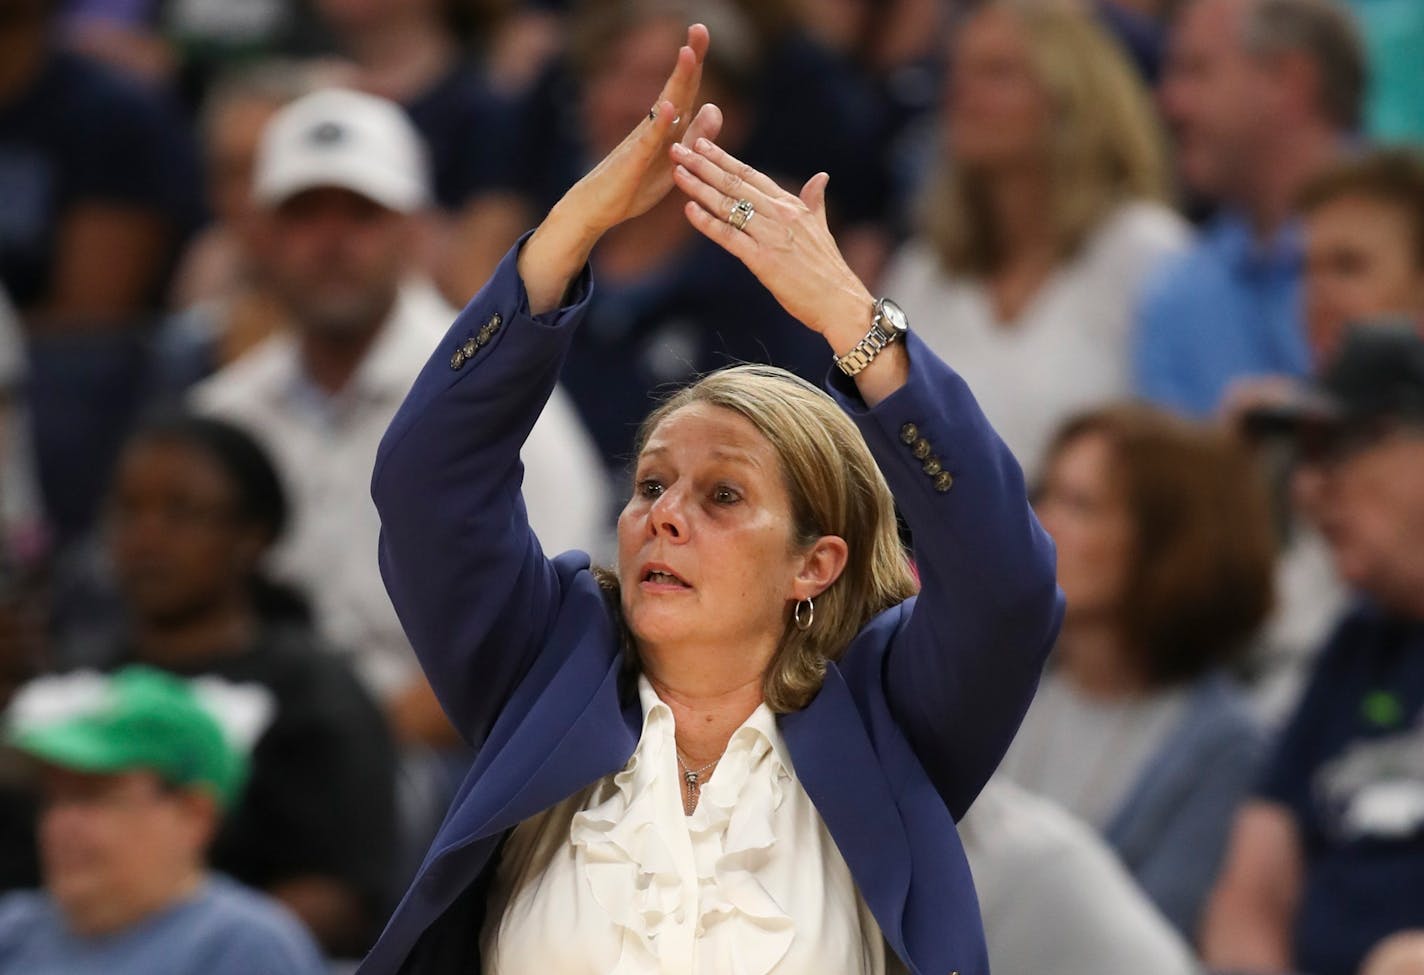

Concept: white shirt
[[960, 781, 1199, 975], [481, 676, 887, 975], [882, 201, 1189, 479], [191, 280, 610, 699]]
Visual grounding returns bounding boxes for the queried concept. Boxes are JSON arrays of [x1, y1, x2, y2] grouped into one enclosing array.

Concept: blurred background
[[0, 0, 1422, 972]]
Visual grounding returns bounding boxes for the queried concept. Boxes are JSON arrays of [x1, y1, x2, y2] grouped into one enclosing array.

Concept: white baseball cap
[[252, 87, 430, 213]]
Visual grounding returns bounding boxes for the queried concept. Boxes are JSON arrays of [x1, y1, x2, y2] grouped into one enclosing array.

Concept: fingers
[[670, 141, 770, 230], [657, 24, 709, 137], [680, 102, 723, 150], [687, 137, 784, 200], [799, 172, 830, 217], [683, 199, 758, 264]]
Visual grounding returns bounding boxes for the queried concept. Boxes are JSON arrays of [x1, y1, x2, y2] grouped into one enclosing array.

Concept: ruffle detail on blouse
[[569, 707, 795, 975]]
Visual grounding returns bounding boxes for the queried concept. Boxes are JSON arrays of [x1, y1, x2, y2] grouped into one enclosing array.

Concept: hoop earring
[[793, 597, 815, 632]]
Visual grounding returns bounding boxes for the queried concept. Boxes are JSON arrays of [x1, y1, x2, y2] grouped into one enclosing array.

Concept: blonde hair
[[596, 365, 919, 713], [927, 0, 1172, 276]]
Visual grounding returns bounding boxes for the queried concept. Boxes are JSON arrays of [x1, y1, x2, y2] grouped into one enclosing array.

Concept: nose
[[647, 486, 688, 541]]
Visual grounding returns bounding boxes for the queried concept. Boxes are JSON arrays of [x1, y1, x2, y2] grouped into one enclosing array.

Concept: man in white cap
[[191, 88, 609, 749]]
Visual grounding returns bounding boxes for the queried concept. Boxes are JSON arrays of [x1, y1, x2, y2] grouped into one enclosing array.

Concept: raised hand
[[670, 136, 908, 404], [519, 24, 719, 314]]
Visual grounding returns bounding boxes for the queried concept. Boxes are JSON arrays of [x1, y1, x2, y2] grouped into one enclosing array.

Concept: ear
[[1271, 49, 1321, 121], [174, 789, 221, 857], [791, 535, 849, 601]]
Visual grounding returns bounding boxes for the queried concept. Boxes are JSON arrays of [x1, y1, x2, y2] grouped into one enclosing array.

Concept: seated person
[[961, 779, 1198, 975], [1202, 327, 1424, 975], [78, 413, 400, 957], [998, 403, 1275, 936], [0, 666, 325, 974]]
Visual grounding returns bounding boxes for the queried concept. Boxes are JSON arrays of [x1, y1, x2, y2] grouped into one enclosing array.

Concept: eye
[[637, 478, 664, 499], [711, 484, 742, 505]]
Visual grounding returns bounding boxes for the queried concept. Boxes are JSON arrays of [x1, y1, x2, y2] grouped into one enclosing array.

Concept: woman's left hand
[[670, 137, 875, 351]]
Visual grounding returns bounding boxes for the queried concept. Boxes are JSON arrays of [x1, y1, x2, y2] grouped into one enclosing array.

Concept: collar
[[1207, 210, 1304, 277], [277, 278, 455, 411], [635, 673, 796, 777]]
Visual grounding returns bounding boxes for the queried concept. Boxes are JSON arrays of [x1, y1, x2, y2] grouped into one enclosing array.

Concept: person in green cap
[[0, 665, 325, 974]]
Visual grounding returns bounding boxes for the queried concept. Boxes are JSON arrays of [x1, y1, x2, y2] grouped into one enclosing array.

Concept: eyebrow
[[638, 444, 764, 470]]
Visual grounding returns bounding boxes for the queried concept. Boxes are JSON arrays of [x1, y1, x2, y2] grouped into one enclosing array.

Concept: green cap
[[5, 666, 248, 809]]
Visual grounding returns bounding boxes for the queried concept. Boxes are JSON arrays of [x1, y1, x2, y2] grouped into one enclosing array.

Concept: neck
[[1055, 619, 1147, 699], [1239, 123, 1341, 240], [984, 164, 1058, 266], [642, 656, 767, 766], [71, 868, 206, 938], [134, 597, 254, 670], [299, 319, 385, 395], [346, 13, 456, 102], [0, 22, 47, 103]]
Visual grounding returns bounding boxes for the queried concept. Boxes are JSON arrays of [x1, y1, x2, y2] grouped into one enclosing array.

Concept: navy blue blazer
[[359, 242, 1064, 975]]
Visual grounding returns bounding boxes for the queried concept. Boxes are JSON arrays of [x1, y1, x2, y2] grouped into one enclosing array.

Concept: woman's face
[[616, 404, 811, 666], [108, 441, 261, 626], [946, 8, 1052, 170], [1034, 432, 1133, 624], [1303, 194, 1424, 368]]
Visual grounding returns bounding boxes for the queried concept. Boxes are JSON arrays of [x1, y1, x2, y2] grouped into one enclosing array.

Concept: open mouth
[[641, 567, 691, 588]]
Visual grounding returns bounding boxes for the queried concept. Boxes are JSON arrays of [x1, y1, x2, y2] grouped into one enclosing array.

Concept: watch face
[[879, 298, 909, 335]]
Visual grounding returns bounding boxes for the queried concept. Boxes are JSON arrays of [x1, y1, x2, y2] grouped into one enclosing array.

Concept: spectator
[[313, 0, 531, 299], [0, 666, 325, 975], [960, 780, 1198, 975], [1227, 149, 1424, 724], [1202, 327, 1424, 975], [0, 0, 200, 325], [881, 0, 1187, 478], [545, 0, 828, 480], [190, 87, 608, 742], [1135, 0, 1366, 416], [1299, 148, 1424, 365], [998, 404, 1275, 936], [83, 413, 397, 957]]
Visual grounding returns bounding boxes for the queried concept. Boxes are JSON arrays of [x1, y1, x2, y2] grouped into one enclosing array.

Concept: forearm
[[518, 197, 603, 316], [1200, 803, 1303, 972], [1200, 888, 1295, 973]]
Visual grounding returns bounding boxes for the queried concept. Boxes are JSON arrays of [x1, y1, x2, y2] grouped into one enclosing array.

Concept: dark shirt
[[403, 60, 524, 211], [0, 50, 201, 311], [1257, 605, 1424, 975]]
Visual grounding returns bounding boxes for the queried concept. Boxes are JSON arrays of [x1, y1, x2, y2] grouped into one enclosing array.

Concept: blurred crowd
[[0, 0, 1421, 972]]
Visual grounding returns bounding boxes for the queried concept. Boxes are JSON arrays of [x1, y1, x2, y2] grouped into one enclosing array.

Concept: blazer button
[[900, 422, 919, 445], [922, 456, 943, 476], [934, 471, 955, 493], [449, 348, 467, 370], [462, 337, 478, 357], [911, 438, 931, 460]]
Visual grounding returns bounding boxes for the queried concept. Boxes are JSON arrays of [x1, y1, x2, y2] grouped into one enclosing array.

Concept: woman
[[881, 0, 1187, 478], [360, 24, 1061, 975], [99, 415, 399, 957], [997, 405, 1274, 937]]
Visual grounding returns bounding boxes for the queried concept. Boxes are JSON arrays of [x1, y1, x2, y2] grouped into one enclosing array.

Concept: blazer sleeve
[[370, 238, 594, 745], [828, 332, 1065, 819]]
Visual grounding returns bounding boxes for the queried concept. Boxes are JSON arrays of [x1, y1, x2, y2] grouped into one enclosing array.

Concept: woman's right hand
[[519, 23, 718, 314]]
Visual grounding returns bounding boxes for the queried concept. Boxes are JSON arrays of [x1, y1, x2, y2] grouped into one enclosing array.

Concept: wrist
[[821, 287, 877, 356]]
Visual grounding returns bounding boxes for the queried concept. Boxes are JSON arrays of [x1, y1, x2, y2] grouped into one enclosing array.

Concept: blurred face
[[313, 0, 431, 33], [40, 768, 212, 936], [206, 96, 282, 231], [582, 17, 687, 158], [616, 404, 810, 663], [946, 8, 1053, 170], [1160, 0, 1266, 199], [109, 440, 261, 627], [256, 187, 410, 337], [1304, 195, 1424, 366], [1035, 432, 1134, 623], [1312, 430, 1424, 615]]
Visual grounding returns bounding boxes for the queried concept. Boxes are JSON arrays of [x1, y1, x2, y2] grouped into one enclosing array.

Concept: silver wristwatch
[[834, 297, 909, 377]]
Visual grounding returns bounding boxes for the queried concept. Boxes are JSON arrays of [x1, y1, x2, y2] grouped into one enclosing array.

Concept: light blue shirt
[[0, 875, 326, 975], [1133, 212, 1310, 418]]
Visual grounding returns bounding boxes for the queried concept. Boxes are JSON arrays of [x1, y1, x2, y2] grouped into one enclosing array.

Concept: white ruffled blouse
[[480, 676, 887, 975]]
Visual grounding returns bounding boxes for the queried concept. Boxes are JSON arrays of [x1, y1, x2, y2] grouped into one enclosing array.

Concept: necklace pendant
[[684, 770, 698, 788]]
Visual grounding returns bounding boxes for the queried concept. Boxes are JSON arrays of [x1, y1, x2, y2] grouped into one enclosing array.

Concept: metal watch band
[[834, 301, 898, 377]]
